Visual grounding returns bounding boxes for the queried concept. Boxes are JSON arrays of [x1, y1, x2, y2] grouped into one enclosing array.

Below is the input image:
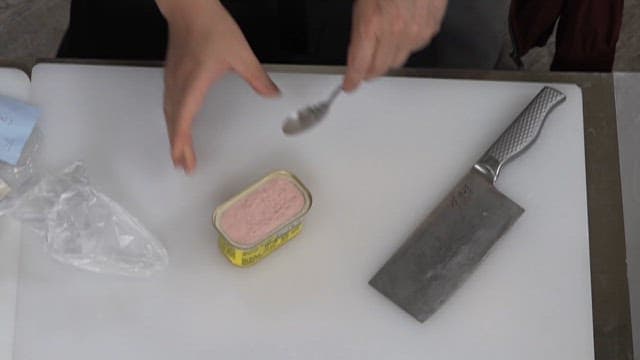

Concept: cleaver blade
[[369, 87, 567, 322]]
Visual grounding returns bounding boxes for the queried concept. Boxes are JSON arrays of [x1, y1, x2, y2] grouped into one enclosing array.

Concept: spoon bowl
[[282, 86, 342, 135]]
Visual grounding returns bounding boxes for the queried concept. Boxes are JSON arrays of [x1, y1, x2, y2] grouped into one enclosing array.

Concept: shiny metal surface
[[369, 169, 524, 322], [475, 87, 566, 183], [282, 85, 342, 135]]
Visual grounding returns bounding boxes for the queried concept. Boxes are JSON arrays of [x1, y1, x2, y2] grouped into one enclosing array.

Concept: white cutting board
[[0, 67, 30, 360], [13, 64, 592, 360]]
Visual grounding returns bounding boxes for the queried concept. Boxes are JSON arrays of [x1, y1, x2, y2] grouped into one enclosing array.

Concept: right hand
[[157, 0, 280, 174], [343, 0, 447, 92]]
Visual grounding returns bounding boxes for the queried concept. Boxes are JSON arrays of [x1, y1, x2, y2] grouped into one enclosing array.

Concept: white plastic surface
[[14, 64, 592, 360], [0, 67, 30, 360]]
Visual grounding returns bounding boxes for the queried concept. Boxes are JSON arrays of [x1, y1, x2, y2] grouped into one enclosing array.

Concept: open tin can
[[213, 171, 312, 267]]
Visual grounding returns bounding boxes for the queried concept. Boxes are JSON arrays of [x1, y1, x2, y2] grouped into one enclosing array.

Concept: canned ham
[[213, 171, 312, 267]]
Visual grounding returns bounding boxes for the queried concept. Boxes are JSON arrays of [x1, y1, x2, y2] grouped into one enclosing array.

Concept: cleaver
[[369, 86, 567, 322]]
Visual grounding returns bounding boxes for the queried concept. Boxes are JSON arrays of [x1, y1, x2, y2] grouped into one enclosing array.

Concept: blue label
[[0, 94, 39, 165]]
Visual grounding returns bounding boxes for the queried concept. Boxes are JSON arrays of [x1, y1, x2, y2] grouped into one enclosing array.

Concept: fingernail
[[343, 81, 358, 93], [269, 80, 281, 95]]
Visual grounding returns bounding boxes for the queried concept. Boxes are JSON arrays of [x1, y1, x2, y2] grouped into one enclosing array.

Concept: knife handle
[[474, 87, 566, 183]]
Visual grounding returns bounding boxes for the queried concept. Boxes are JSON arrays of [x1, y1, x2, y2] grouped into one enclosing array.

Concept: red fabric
[[509, 0, 624, 72]]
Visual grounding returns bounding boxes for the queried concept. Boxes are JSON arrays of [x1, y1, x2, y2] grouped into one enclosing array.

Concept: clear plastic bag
[[1, 129, 168, 277], [11, 162, 169, 277]]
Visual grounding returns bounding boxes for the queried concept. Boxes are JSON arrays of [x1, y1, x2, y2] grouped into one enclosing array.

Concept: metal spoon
[[282, 85, 342, 135]]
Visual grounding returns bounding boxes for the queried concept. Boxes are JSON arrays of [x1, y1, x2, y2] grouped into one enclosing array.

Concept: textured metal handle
[[474, 87, 566, 183]]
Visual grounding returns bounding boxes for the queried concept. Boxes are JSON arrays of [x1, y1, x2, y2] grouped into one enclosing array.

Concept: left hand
[[343, 0, 448, 92]]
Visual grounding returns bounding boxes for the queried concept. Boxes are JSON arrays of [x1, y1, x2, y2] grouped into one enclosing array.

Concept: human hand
[[158, 0, 280, 174], [343, 0, 448, 92]]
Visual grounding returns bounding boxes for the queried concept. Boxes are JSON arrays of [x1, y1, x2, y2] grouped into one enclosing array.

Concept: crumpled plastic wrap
[[12, 162, 169, 276], [0, 130, 168, 277]]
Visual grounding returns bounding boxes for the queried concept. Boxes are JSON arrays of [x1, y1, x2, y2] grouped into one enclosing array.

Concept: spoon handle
[[327, 86, 342, 104]]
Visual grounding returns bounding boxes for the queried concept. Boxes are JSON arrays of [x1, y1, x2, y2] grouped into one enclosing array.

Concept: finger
[[365, 1, 399, 80], [392, 48, 411, 68], [168, 64, 226, 135], [409, 27, 436, 51], [366, 33, 397, 79], [390, 29, 414, 69], [373, 0, 413, 73], [343, 3, 378, 92], [171, 126, 197, 174], [410, 1, 439, 50], [164, 64, 226, 173], [391, 24, 419, 69], [343, 35, 376, 92], [182, 142, 197, 174], [233, 46, 280, 98]]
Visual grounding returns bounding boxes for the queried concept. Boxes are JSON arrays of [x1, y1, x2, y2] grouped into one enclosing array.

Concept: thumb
[[232, 48, 280, 97], [164, 64, 226, 173]]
